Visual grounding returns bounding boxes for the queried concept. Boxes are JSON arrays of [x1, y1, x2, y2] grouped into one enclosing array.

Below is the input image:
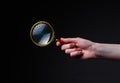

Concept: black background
[[2, 1, 120, 83]]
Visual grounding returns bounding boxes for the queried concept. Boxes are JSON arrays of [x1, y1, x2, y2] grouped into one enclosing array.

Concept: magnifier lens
[[32, 23, 52, 45], [30, 21, 56, 47]]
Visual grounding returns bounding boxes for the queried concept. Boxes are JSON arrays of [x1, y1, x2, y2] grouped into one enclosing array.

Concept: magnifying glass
[[30, 21, 62, 47]]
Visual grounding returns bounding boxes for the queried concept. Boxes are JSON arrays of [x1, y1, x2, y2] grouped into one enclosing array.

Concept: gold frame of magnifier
[[30, 21, 55, 47]]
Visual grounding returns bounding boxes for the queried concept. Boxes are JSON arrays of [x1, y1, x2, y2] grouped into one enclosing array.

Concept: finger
[[56, 41, 61, 46], [56, 39, 65, 45], [65, 48, 82, 54], [60, 38, 77, 44], [70, 51, 83, 58], [61, 43, 76, 50]]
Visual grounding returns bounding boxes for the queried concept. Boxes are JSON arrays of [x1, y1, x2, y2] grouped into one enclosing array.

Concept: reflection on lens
[[32, 23, 52, 45]]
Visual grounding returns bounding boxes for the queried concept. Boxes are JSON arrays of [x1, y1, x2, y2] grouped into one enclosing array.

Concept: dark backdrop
[[3, 1, 120, 83]]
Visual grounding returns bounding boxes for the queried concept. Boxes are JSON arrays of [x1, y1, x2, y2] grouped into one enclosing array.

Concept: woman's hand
[[56, 37, 97, 59]]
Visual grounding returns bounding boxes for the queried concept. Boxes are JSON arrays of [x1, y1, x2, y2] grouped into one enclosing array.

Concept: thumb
[[60, 37, 77, 43]]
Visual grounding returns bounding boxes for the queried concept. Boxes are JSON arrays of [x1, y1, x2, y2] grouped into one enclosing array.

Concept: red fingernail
[[56, 39, 64, 44]]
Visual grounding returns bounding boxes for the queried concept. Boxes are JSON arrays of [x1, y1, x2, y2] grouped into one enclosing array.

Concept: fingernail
[[56, 39, 64, 44]]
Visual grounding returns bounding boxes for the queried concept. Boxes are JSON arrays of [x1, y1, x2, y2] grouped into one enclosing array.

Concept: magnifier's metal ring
[[30, 21, 55, 47]]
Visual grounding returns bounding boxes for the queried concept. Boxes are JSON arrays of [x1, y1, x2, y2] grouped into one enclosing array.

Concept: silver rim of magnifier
[[30, 21, 55, 47]]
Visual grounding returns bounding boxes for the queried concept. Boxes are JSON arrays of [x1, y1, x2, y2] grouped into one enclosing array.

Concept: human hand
[[56, 37, 97, 59]]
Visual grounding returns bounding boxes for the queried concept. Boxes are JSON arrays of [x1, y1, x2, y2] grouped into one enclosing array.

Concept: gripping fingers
[[61, 43, 76, 50], [65, 48, 82, 54], [70, 51, 83, 58]]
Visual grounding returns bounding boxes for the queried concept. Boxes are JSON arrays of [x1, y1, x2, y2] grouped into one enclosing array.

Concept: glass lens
[[32, 23, 52, 45]]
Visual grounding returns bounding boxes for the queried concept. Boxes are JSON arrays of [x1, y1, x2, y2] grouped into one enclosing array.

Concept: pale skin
[[56, 37, 120, 60]]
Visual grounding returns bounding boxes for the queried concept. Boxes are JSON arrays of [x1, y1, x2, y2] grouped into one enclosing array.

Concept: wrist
[[93, 43, 103, 58], [92, 42, 101, 58]]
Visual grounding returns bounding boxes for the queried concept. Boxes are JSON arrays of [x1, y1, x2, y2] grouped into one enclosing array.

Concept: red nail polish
[[56, 39, 64, 44]]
